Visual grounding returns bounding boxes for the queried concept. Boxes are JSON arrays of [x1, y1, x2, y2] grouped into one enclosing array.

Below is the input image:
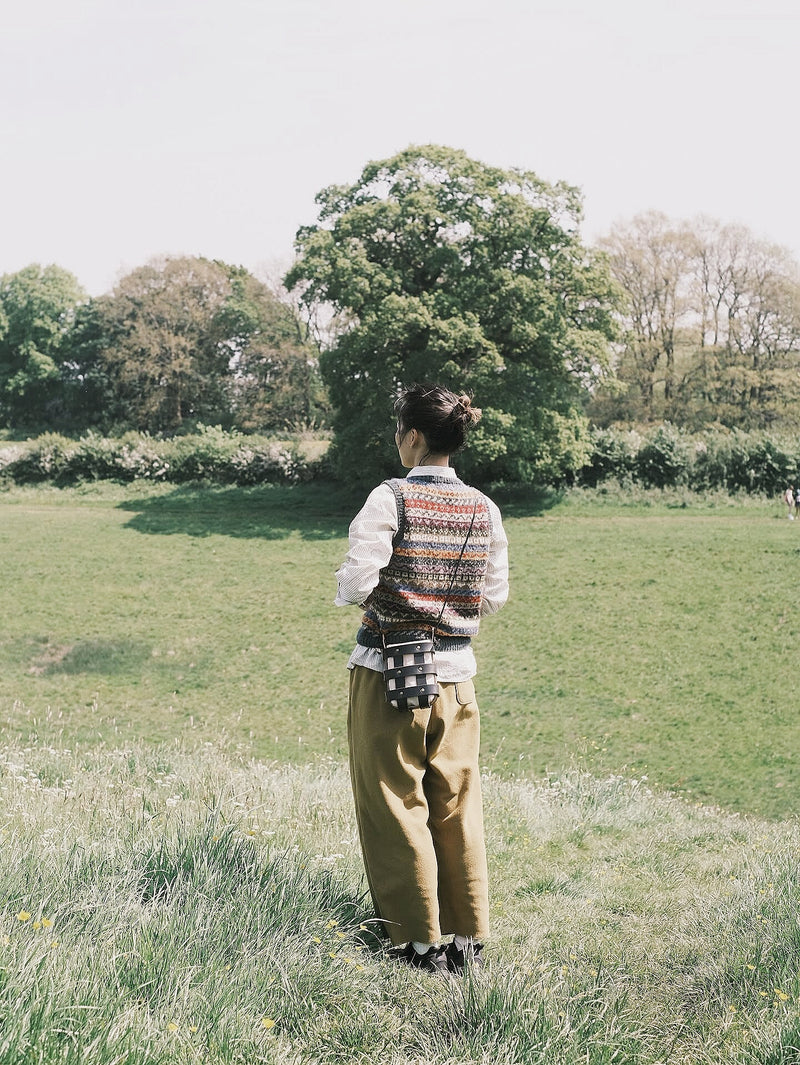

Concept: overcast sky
[[2, 0, 798, 295]]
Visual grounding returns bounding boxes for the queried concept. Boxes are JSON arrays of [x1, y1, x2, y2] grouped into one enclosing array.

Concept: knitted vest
[[357, 475, 492, 650]]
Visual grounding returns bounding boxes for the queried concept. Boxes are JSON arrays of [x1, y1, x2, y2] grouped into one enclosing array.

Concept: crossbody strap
[[433, 497, 479, 630]]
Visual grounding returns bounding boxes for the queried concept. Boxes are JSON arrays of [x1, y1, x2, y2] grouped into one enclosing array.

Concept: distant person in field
[[794, 486, 800, 515], [785, 486, 795, 520], [335, 383, 509, 976]]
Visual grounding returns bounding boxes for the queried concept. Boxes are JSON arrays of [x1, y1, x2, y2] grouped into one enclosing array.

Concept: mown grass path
[[1, 483, 797, 818]]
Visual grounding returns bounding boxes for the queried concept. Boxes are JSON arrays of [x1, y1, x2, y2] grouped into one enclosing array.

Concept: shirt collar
[[408, 465, 456, 479]]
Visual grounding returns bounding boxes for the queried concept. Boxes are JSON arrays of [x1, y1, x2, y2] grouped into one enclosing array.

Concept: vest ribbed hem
[[356, 625, 472, 653]]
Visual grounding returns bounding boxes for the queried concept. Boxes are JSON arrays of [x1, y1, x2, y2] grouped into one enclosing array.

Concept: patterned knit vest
[[357, 475, 492, 650]]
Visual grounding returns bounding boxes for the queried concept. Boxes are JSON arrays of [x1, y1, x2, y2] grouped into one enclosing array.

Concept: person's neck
[[416, 455, 450, 468]]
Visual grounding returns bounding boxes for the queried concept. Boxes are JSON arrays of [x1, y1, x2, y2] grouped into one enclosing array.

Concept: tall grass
[[1, 740, 800, 1063]]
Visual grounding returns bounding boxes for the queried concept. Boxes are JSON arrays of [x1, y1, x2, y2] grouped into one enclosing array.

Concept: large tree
[[285, 145, 618, 484], [83, 256, 238, 432], [0, 264, 86, 428]]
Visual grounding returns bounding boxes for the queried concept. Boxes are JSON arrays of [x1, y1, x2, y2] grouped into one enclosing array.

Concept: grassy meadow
[[3, 479, 800, 1063], [2, 740, 800, 1064], [0, 480, 798, 818]]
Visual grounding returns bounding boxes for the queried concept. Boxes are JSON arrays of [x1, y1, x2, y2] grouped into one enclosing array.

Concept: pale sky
[[2, 0, 798, 296]]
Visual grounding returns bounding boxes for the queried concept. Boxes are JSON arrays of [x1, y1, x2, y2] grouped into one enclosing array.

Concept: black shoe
[[395, 942, 451, 976], [446, 936, 484, 974]]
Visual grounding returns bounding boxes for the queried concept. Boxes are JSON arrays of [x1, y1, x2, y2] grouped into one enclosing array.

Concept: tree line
[[590, 211, 800, 431], [0, 258, 328, 435], [2, 145, 799, 485]]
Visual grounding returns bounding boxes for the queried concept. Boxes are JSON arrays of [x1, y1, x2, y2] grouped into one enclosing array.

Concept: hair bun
[[456, 393, 482, 427], [394, 382, 481, 455]]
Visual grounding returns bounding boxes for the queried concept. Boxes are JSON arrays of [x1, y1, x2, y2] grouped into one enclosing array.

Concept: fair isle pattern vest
[[357, 475, 492, 650]]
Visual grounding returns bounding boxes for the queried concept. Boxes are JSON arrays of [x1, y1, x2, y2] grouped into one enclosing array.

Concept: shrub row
[[580, 424, 800, 495], [3, 423, 800, 495], [0, 426, 327, 487]]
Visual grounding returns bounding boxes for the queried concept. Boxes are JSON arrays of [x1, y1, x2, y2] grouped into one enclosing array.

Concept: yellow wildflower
[[167, 1022, 179, 1032], [16, 911, 31, 923], [261, 1018, 275, 1030]]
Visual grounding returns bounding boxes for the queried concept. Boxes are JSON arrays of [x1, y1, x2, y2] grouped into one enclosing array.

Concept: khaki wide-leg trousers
[[347, 664, 489, 946]]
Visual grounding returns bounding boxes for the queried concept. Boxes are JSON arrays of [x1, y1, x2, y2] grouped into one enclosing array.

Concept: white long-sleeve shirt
[[335, 465, 509, 681]]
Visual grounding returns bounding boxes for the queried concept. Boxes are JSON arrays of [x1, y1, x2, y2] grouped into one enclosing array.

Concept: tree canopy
[[592, 212, 800, 430], [0, 264, 86, 428], [285, 144, 619, 484], [64, 257, 327, 434]]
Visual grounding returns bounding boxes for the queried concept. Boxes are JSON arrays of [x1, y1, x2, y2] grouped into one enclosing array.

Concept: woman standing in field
[[335, 383, 509, 975]]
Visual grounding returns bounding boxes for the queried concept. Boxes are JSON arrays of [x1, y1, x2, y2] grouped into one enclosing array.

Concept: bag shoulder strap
[[434, 496, 479, 628]]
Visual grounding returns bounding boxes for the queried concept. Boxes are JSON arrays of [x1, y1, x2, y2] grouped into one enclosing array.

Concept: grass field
[[2, 740, 800, 1065], [1, 480, 797, 819], [4, 480, 800, 1063]]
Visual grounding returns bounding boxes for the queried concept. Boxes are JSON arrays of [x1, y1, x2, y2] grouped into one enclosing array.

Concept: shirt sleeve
[[481, 498, 509, 616], [334, 483, 398, 606]]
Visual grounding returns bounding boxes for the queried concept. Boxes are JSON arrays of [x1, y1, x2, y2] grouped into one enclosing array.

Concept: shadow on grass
[[27, 637, 154, 676], [117, 482, 366, 540], [117, 481, 563, 540], [489, 484, 565, 518]]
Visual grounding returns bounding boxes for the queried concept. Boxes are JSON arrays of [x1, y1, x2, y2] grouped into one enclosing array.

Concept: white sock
[[412, 940, 436, 954]]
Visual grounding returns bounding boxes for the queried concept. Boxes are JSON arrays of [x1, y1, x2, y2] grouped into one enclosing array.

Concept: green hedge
[[580, 425, 800, 495], [3, 423, 799, 495], [0, 426, 328, 487]]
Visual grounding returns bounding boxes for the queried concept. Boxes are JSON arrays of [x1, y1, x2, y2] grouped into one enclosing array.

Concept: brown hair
[[394, 383, 482, 456]]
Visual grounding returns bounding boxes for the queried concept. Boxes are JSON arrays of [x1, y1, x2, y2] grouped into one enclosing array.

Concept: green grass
[[4, 481, 800, 1063], [0, 480, 358, 757], [1, 740, 800, 1065], [487, 492, 800, 819], [0, 480, 798, 818]]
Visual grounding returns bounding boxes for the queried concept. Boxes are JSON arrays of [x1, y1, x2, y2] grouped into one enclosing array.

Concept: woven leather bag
[[382, 635, 439, 711]]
